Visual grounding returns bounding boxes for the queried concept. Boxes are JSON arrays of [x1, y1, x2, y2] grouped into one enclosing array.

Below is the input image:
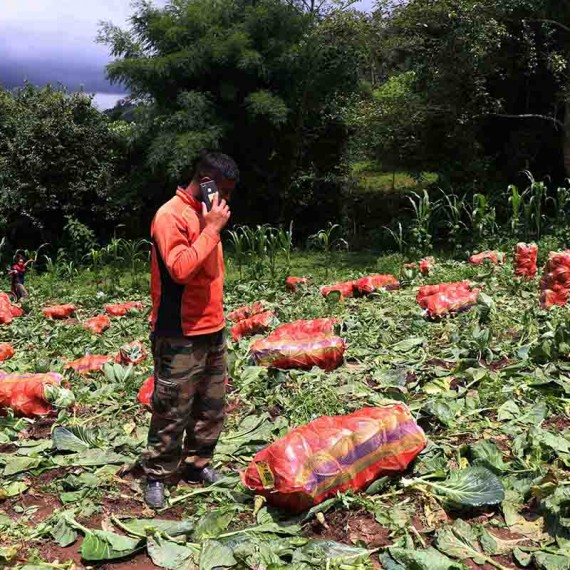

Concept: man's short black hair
[[194, 151, 239, 183]]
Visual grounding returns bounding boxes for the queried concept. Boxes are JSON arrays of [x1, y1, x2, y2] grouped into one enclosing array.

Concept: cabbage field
[[1, 250, 570, 570]]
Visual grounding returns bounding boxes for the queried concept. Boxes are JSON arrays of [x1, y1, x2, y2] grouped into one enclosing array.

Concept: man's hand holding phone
[[203, 193, 231, 234]]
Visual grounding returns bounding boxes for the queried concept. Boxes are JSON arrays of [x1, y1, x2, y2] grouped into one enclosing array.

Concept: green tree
[[364, 0, 570, 185], [99, 0, 367, 232], [0, 84, 130, 246], [346, 71, 428, 176]]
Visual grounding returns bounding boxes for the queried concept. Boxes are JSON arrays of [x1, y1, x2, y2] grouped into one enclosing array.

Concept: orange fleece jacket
[[150, 187, 225, 336]]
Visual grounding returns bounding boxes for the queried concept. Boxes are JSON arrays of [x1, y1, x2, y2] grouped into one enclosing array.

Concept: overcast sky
[[0, 0, 374, 109]]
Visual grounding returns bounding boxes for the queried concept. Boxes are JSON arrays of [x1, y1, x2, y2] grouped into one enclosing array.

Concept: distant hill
[[104, 99, 137, 122]]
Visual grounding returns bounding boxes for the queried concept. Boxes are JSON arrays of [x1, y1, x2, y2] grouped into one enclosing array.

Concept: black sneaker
[[144, 480, 166, 509], [184, 465, 222, 485]]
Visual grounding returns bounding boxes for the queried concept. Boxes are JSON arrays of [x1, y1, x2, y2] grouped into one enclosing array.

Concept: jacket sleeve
[[153, 210, 220, 285]]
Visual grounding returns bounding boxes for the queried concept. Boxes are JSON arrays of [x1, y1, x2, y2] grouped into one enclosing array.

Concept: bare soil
[[307, 508, 393, 549], [20, 417, 56, 440], [542, 414, 570, 431]]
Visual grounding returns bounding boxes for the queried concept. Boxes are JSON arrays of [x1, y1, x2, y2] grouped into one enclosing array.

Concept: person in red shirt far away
[[9, 254, 33, 301], [142, 151, 238, 509]]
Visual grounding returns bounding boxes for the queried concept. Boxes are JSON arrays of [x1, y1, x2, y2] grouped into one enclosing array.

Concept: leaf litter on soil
[[1, 256, 570, 568]]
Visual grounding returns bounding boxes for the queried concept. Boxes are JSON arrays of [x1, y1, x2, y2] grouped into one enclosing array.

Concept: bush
[[0, 85, 130, 247]]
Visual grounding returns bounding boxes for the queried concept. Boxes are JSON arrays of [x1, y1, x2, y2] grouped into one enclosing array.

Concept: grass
[[351, 161, 438, 194], [1, 248, 570, 568]]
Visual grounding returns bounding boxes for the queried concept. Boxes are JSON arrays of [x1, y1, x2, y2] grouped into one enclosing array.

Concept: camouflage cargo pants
[[141, 331, 227, 480]]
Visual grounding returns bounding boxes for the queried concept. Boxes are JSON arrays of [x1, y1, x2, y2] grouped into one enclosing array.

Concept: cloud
[[0, 0, 168, 95], [0, 58, 121, 94], [0, 0, 373, 98], [93, 92, 126, 110]]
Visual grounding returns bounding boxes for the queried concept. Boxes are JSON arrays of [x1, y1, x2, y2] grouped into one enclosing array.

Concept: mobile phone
[[200, 180, 219, 212]]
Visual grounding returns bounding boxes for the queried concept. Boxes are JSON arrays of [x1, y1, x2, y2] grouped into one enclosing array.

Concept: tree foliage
[[98, 0, 367, 231], [0, 85, 130, 246], [357, 0, 570, 186], [5, 0, 570, 248]]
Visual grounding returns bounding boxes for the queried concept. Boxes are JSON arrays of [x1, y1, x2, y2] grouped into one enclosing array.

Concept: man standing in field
[[142, 151, 238, 509]]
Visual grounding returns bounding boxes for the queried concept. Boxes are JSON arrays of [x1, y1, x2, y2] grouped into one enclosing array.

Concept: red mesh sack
[[116, 341, 148, 365], [469, 251, 504, 265], [242, 404, 427, 512], [228, 301, 266, 323], [0, 343, 14, 362], [9, 305, 23, 318], [514, 243, 538, 279], [540, 251, 570, 308], [65, 355, 113, 375], [417, 282, 480, 318], [84, 315, 111, 335], [0, 293, 23, 324], [286, 277, 309, 292], [43, 304, 76, 319], [416, 280, 471, 303], [138, 376, 154, 408], [230, 311, 277, 342], [421, 289, 480, 318], [269, 318, 340, 340], [0, 372, 65, 417], [320, 281, 355, 298], [353, 274, 400, 295], [250, 335, 346, 371], [0, 294, 13, 325], [104, 301, 143, 317], [419, 257, 435, 275]]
